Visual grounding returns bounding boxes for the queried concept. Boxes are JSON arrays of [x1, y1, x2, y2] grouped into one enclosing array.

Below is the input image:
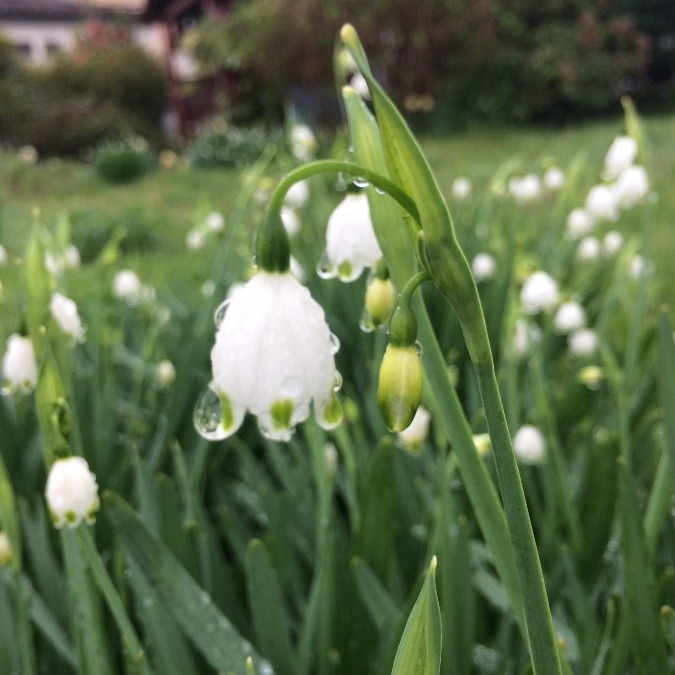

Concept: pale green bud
[[365, 277, 396, 328], [377, 344, 423, 432]]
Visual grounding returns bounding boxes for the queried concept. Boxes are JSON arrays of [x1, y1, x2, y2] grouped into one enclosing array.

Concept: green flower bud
[[377, 344, 423, 432], [365, 276, 396, 328], [389, 304, 418, 347]]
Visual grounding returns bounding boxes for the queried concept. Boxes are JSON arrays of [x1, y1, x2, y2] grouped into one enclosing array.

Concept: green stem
[[265, 160, 421, 227], [475, 360, 562, 675], [400, 270, 430, 305]]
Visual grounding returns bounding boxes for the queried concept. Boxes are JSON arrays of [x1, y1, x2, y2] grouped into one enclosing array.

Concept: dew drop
[[194, 386, 228, 440], [214, 299, 231, 328], [375, 187, 386, 195], [414, 340, 423, 356], [333, 371, 343, 392], [316, 251, 336, 279], [329, 332, 340, 354], [353, 176, 370, 188], [359, 309, 375, 334], [123, 569, 132, 580]]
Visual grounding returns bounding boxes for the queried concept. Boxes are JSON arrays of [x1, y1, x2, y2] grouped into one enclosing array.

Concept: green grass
[[1, 113, 674, 348]]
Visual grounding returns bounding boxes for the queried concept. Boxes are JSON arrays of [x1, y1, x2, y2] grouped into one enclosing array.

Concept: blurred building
[[0, 0, 164, 65]]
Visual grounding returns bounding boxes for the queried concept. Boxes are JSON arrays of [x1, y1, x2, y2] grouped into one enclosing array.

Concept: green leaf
[[661, 606, 675, 654], [0, 452, 20, 570], [105, 491, 271, 674], [391, 557, 442, 675], [657, 314, 675, 483], [617, 457, 669, 673], [351, 557, 401, 634], [245, 539, 298, 675]]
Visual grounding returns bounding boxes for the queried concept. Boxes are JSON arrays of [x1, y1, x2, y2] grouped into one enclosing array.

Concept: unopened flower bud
[[0, 532, 12, 566], [364, 276, 396, 328], [45, 456, 100, 528], [397, 406, 431, 454], [579, 365, 603, 389], [155, 359, 176, 387], [473, 433, 492, 457]]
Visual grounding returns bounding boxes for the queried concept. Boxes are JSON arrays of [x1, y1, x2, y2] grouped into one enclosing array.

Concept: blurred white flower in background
[[155, 359, 176, 387], [520, 271, 559, 314], [543, 166, 565, 191], [112, 269, 142, 303], [512, 318, 541, 357], [603, 135, 637, 179], [554, 301, 586, 334], [280, 206, 301, 236], [602, 231, 624, 257], [206, 271, 343, 441], [205, 211, 225, 232], [186, 228, 206, 250], [614, 165, 649, 209], [577, 236, 601, 262], [18, 145, 38, 164], [290, 124, 317, 161], [509, 174, 541, 204], [397, 406, 432, 454], [569, 328, 599, 356], [473, 433, 492, 457], [50, 292, 85, 343], [628, 254, 652, 280], [2, 334, 38, 395], [323, 193, 382, 282], [65, 244, 81, 269], [45, 457, 100, 528], [471, 252, 497, 282], [565, 208, 595, 239], [350, 71, 371, 99], [0, 244, 7, 266], [585, 184, 618, 222], [451, 177, 472, 200], [513, 425, 546, 465], [284, 180, 310, 209]]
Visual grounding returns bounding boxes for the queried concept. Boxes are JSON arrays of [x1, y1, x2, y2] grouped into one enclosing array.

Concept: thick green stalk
[[475, 360, 561, 674]]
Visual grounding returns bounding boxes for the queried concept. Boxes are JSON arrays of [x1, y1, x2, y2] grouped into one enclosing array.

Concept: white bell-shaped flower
[[323, 193, 382, 282], [451, 177, 472, 200], [350, 72, 371, 99], [290, 124, 317, 161], [284, 180, 310, 210], [205, 211, 225, 232], [565, 208, 595, 239], [471, 253, 497, 282], [2, 334, 38, 395], [45, 456, 100, 528], [397, 406, 431, 455], [520, 271, 559, 314], [50, 292, 85, 343], [508, 174, 541, 205], [543, 166, 565, 191], [112, 269, 142, 303], [614, 165, 649, 209], [577, 236, 601, 262], [585, 184, 618, 222], [602, 230, 624, 257], [513, 425, 546, 465], [603, 135, 637, 179], [280, 206, 301, 236], [206, 271, 343, 442], [511, 319, 541, 357], [554, 301, 586, 334], [569, 328, 598, 356]]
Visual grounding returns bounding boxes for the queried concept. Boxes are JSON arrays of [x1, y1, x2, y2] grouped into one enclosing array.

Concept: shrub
[[92, 137, 153, 183]]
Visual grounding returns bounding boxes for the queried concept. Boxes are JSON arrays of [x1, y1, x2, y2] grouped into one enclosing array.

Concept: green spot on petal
[[65, 511, 77, 526], [219, 392, 235, 430], [337, 260, 353, 280], [271, 399, 294, 431]]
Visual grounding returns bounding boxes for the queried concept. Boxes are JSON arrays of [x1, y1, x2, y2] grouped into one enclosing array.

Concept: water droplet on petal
[[214, 299, 231, 328], [353, 176, 369, 188], [329, 332, 340, 354], [316, 251, 336, 279], [333, 371, 343, 392], [415, 341, 423, 356], [359, 308, 375, 333], [194, 386, 228, 440]]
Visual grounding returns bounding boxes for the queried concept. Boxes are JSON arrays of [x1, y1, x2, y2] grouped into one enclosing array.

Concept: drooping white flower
[[45, 456, 100, 528], [602, 230, 624, 257], [155, 359, 176, 387], [64, 245, 81, 269], [280, 206, 301, 236], [471, 253, 497, 282], [284, 180, 310, 209], [603, 135, 638, 179], [0, 244, 7, 265], [350, 71, 371, 99], [585, 184, 618, 222], [397, 406, 431, 454], [543, 166, 565, 191], [205, 211, 225, 232], [628, 254, 652, 280], [451, 177, 472, 200], [324, 193, 382, 282], [520, 271, 559, 314], [289, 256, 306, 283], [473, 433, 492, 457], [290, 124, 317, 161], [569, 328, 598, 356], [512, 318, 541, 357], [45, 252, 63, 276], [554, 301, 586, 334], [2, 334, 38, 395], [186, 228, 206, 250], [513, 425, 546, 465], [577, 236, 601, 262], [50, 292, 85, 343], [207, 271, 343, 441], [113, 270, 142, 303], [565, 208, 595, 239], [509, 174, 541, 204], [614, 165, 649, 209]]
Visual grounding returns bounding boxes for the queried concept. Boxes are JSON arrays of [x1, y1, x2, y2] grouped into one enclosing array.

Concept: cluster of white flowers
[[206, 271, 343, 441], [50, 292, 86, 343], [471, 252, 497, 282], [112, 269, 155, 305], [45, 456, 100, 528], [451, 177, 472, 201], [322, 193, 382, 282], [186, 211, 225, 250], [508, 174, 542, 205], [520, 271, 559, 314], [2, 334, 38, 395], [513, 425, 546, 465]]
